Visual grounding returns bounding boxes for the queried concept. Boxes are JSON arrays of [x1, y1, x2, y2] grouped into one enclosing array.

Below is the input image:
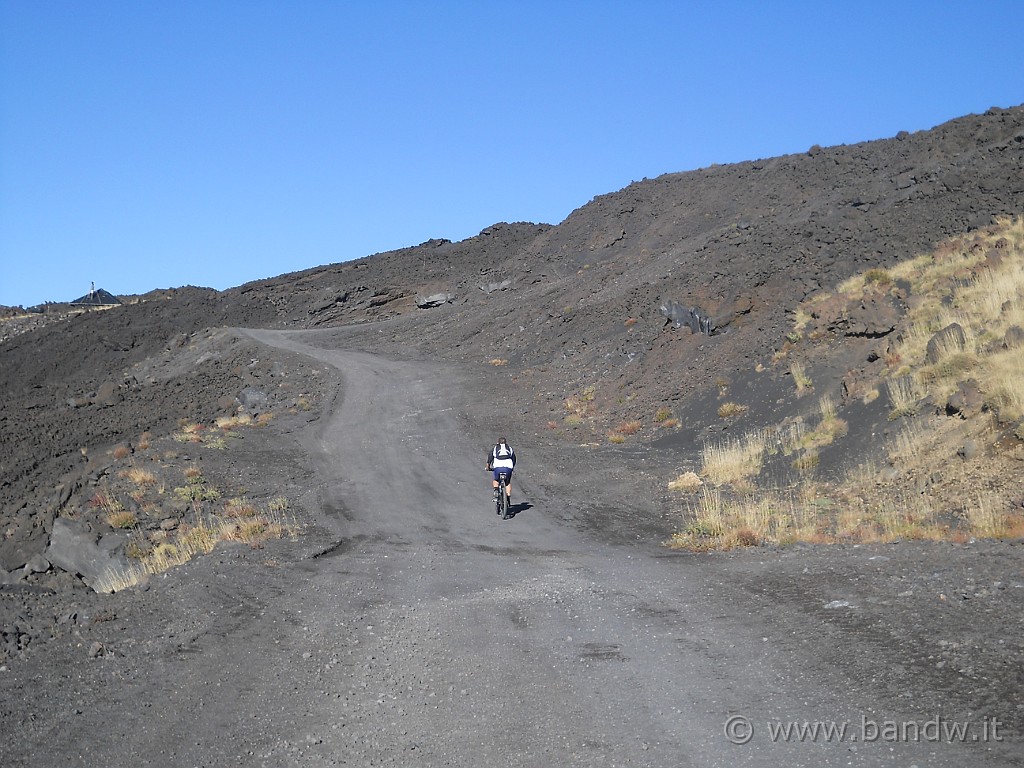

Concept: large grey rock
[[0, 510, 52, 572], [415, 293, 454, 309], [479, 280, 512, 294], [1002, 325, 1024, 349], [238, 387, 268, 410], [659, 300, 715, 335], [45, 518, 131, 593], [925, 323, 967, 364], [93, 381, 120, 407], [25, 554, 50, 574]]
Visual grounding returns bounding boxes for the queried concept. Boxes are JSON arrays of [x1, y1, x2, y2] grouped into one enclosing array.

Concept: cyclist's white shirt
[[492, 446, 515, 469]]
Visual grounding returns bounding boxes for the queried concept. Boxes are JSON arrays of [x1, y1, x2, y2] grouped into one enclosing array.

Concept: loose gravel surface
[[4, 329, 1019, 767]]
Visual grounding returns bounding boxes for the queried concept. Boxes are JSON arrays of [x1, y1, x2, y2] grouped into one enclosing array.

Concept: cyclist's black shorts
[[492, 467, 513, 482]]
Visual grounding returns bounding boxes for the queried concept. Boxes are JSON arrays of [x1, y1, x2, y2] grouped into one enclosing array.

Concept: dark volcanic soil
[[2, 105, 1024, 766]]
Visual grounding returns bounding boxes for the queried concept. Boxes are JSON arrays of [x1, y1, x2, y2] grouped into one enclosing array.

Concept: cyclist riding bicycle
[[486, 437, 516, 507]]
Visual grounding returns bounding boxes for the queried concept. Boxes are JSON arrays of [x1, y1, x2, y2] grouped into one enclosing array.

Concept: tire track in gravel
[[235, 328, 997, 768]]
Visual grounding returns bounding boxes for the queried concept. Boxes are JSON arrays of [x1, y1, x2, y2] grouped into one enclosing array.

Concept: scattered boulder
[[958, 440, 980, 461], [238, 387, 268, 411], [25, 554, 50, 574], [1002, 325, 1024, 349], [925, 323, 967, 364], [0, 511, 53, 572], [659, 300, 715, 335], [45, 518, 131, 593], [945, 379, 984, 418], [830, 294, 901, 338], [415, 293, 454, 309], [93, 381, 120, 408], [479, 280, 512, 294]]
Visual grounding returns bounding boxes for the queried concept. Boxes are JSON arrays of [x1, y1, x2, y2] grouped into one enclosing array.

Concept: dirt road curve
[[237, 330, 993, 768], [3, 330, 1004, 767]]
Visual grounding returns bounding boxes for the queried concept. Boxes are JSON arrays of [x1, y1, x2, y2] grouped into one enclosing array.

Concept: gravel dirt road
[[227, 330, 1003, 767], [2, 329, 1016, 767]]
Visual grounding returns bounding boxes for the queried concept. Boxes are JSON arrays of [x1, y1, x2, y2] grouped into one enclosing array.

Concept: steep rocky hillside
[[2, 104, 1023, 584]]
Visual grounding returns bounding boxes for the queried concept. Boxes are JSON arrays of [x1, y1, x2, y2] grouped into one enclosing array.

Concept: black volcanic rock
[[2, 104, 1024, 582]]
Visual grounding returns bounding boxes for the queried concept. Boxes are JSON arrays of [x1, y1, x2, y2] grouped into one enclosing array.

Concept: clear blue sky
[[2, 1, 1022, 307]]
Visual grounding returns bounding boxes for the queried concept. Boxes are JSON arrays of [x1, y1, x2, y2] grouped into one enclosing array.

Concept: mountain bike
[[494, 470, 511, 520]]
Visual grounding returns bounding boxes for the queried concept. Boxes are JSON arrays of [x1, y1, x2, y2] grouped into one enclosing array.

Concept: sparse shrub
[[112, 445, 131, 460], [864, 268, 892, 286], [564, 414, 583, 426], [790, 362, 812, 394], [215, 414, 252, 430], [174, 483, 221, 503], [137, 432, 152, 451], [792, 451, 820, 472], [90, 490, 124, 514], [717, 402, 748, 418], [267, 497, 289, 513], [607, 432, 626, 444], [654, 407, 673, 423], [224, 498, 258, 518], [733, 528, 760, 547], [668, 471, 703, 491], [964, 496, 1021, 538], [616, 420, 642, 435], [660, 417, 681, 428], [886, 375, 923, 419], [125, 539, 151, 560], [489, 358, 508, 366], [106, 510, 137, 529], [124, 467, 157, 486], [701, 430, 770, 487], [624, 317, 638, 327], [183, 466, 203, 480], [255, 413, 274, 426]]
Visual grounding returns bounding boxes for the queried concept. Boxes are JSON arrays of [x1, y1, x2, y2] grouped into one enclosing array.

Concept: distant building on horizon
[[70, 282, 122, 308]]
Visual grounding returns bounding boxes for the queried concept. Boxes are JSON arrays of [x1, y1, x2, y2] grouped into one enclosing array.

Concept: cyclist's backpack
[[494, 443, 513, 460]]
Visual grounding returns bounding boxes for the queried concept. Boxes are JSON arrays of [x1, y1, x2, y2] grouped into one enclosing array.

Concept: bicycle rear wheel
[[498, 475, 509, 519]]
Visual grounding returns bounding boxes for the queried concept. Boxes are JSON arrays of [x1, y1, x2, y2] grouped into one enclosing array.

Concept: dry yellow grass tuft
[[123, 467, 157, 486], [717, 402, 748, 418], [105, 509, 137, 529], [675, 217, 1024, 554], [616, 420, 642, 435], [700, 430, 770, 487], [667, 471, 703, 491], [886, 375, 924, 420], [94, 501, 301, 591], [216, 414, 253, 430], [790, 361, 812, 394]]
